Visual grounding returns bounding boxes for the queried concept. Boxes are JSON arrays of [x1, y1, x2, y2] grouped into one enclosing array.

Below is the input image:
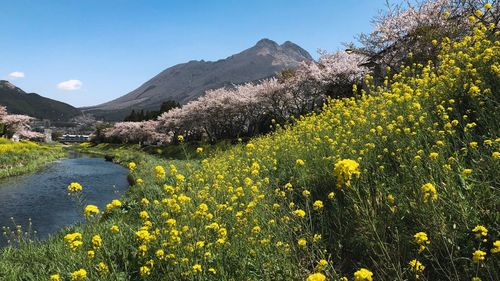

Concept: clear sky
[[0, 0, 395, 107]]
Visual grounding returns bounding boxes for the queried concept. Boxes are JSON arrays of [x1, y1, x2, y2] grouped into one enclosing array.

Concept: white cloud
[[8, 71, 25, 79], [57, 79, 83, 91]]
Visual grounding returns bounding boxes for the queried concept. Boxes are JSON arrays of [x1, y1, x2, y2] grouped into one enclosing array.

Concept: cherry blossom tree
[[1, 114, 40, 139]]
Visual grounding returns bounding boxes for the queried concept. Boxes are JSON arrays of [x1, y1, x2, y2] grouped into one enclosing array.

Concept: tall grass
[[0, 139, 66, 179]]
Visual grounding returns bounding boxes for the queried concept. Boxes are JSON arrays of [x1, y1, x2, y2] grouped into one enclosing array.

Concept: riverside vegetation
[[0, 13, 499, 280], [0, 139, 65, 179]]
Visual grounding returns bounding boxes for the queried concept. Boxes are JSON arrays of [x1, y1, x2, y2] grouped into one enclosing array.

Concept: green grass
[[0, 139, 66, 179]]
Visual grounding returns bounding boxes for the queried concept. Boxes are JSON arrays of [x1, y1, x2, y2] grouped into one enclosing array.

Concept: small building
[[59, 134, 90, 143]]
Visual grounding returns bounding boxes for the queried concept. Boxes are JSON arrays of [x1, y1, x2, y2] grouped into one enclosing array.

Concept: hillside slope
[[0, 80, 81, 121], [84, 39, 312, 120]]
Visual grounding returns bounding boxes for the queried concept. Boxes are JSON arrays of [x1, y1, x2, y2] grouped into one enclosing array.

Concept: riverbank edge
[[0, 143, 68, 180]]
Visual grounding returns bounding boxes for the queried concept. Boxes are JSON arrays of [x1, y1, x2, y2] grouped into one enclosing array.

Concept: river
[[0, 153, 129, 247]]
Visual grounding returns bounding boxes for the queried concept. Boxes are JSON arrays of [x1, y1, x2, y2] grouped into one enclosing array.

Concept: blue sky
[[0, 0, 394, 107]]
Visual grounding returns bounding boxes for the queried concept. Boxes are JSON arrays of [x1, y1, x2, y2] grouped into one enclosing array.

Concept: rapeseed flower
[[414, 232, 430, 253], [313, 200, 324, 210], [67, 182, 83, 193], [353, 268, 373, 281], [472, 250, 486, 263], [293, 209, 306, 218], [306, 272, 326, 281], [409, 259, 425, 278], [421, 183, 438, 203], [83, 205, 99, 218], [491, 240, 500, 253], [70, 269, 87, 281], [92, 234, 102, 249], [297, 238, 307, 247], [472, 225, 488, 241], [128, 162, 136, 171], [333, 159, 360, 187]]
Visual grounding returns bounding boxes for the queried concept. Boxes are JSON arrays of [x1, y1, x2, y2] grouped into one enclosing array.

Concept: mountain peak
[[85, 39, 313, 120], [255, 38, 279, 48], [0, 80, 25, 94]]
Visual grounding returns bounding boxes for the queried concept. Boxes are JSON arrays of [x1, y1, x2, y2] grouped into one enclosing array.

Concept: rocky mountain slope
[[84, 39, 312, 120]]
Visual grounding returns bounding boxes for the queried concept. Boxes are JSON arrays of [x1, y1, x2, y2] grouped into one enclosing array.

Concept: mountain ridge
[[84, 39, 313, 121], [0, 80, 81, 122]]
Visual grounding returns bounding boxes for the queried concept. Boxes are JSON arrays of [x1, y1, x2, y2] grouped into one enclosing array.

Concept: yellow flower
[[315, 259, 328, 271], [50, 274, 60, 281], [128, 162, 136, 171], [252, 226, 261, 234], [110, 225, 120, 233], [472, 225, 488, 239], [463, 169, 473, 176], [139, 211, 149, 220], [296, 159, 305, 166], [429, 152, 439, 159], [485, 3, 492, 9], [155, 248, 166, 258], [353, 268, 373, 281], [92, 234, 102, 249], [67, 182, 83, 193], [71, 269, 87, 281], [472, 250, 486, 263], [313, 233, 322, 243], [492, 152, 500, 159], [333, 159, 360, 187], [327, 192, 335, 199], [192, 264, 202, 273], [177, 135, 184, 142], [414, 232, 430, 253], [98, 262, 109, 275], [136, 178, 143, 185], [469, 141, 478, 148], [208, 268, 216, 274], [154, 165, 166, 180], [297, 238, 307, 247], [409, 259, 425, 277], [64, 232, 83, 251], [306, 272, 326, 281], [491, 240, 500, 253], [293, 209, 306, 218], [196, 147, 203, 153], [111, 199, 122, 207], [421, 183, 438, 203], [83, 205, 99, 218], [87, 250, 95, 259], [140, 265, 151, 276], [313, 200, 324, 210]]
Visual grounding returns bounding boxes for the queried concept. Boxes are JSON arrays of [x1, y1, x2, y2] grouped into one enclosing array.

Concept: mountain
[[84, 39, 313, 120], [0, 80, 81, 121]]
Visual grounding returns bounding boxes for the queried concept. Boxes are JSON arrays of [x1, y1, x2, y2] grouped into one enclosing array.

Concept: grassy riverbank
[[0, 27, 499, 280], [0, 139, 66, 179]]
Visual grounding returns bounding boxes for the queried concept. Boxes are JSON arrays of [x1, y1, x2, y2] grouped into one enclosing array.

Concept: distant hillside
[[0, 80, 81, 121], [84, 39, 313, 121]]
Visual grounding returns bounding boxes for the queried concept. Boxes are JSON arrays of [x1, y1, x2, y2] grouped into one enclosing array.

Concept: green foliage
[[123, 100, 180, 122], [0, 140, 66, 179]]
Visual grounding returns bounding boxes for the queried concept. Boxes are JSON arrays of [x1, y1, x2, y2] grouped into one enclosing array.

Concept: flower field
[[1, 8, 499, 281], [0, 139, 65, 179]]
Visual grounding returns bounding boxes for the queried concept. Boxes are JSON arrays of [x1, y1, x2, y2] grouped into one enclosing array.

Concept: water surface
[[0, 154, 129, 247]]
